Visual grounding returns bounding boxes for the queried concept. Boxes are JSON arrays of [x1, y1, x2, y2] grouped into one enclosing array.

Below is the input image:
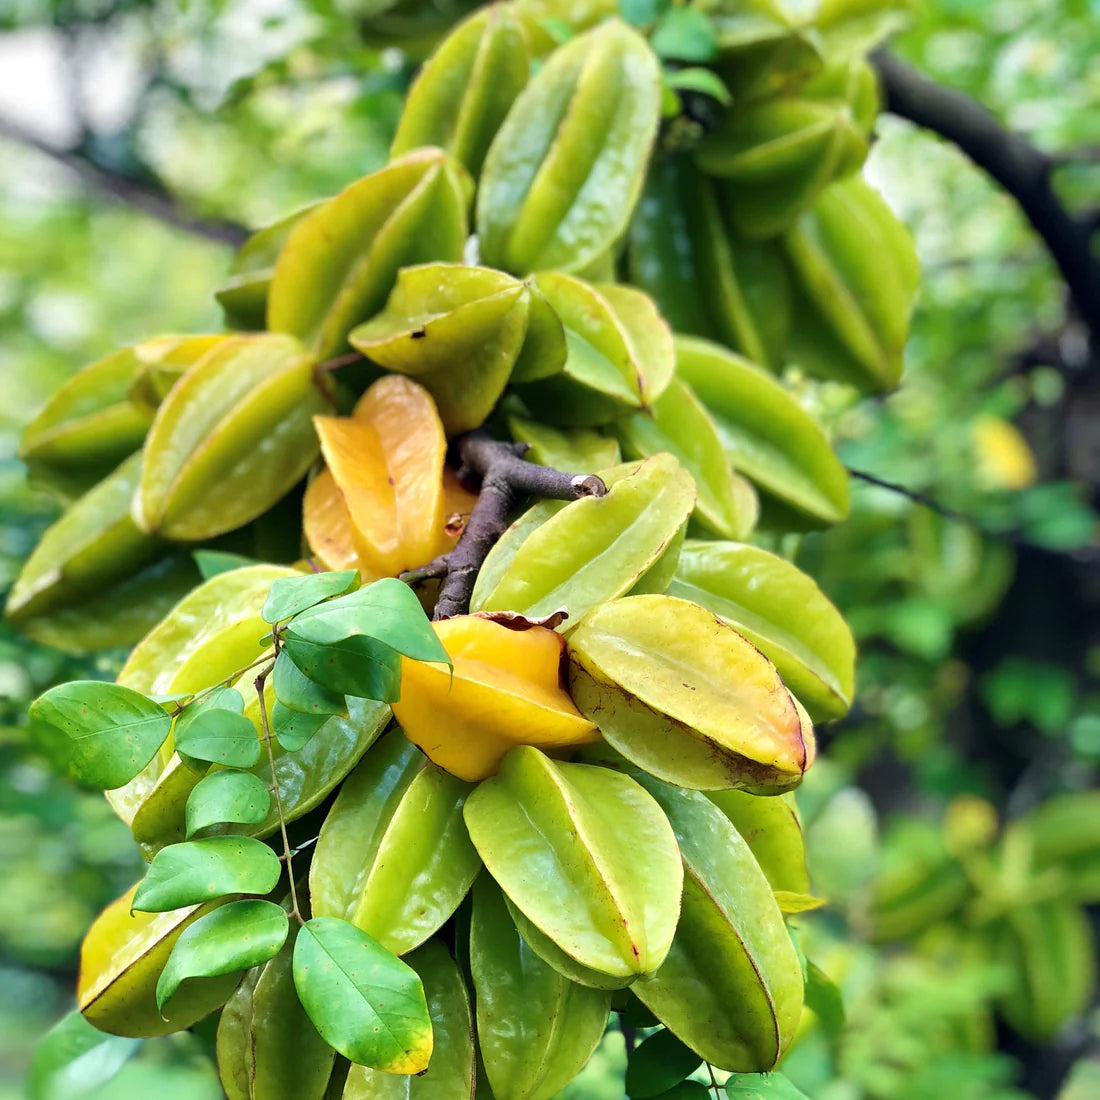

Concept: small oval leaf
[[293, 917, 433, 1073]]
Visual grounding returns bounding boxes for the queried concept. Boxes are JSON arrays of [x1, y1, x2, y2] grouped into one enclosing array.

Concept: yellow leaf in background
[[973, 415, 1037, 491], [392, 615, 600, 781]]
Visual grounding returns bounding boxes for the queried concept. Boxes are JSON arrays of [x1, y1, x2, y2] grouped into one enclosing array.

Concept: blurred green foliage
[[1, 0, 1098, 1097]]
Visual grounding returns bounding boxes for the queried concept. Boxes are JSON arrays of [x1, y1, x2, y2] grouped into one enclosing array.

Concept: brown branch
[[0, 115, 249, 246], [872, 50, 1100, 346], [402, 430, 607, 620]]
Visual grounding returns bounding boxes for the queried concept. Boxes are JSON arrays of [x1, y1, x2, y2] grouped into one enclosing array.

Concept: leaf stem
[[254, 661, 302, 926], [707, 1063, 721, 1094]]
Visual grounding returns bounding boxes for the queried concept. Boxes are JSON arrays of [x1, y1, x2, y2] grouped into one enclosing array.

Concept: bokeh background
[[1, 1, 1098, 1098]]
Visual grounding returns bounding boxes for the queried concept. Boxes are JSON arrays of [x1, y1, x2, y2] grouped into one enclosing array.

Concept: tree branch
[[872, 50, 1100, 345], [0, 115, 249, 247], [402, 430, 607, 620], [848, 466, 1099, 566]]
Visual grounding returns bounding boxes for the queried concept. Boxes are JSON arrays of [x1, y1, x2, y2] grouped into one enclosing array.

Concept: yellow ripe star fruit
[[392, 615, 600, 781], [305, 375, 476, 576]]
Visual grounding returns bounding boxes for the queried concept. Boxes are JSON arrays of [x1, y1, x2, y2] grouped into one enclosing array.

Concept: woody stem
[[403, 429, 607, 620]]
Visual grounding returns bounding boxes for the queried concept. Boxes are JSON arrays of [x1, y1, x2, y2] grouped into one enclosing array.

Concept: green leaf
[[133, 836, 282, 912], [271, 702, 331, 752], [653, 1085, 710, 1099], [540, 17, 575, 45], [725, 1072, 812, 1099], [805, 961, 845, 1035], [665, 67, 731, 106], [28, 1011, 140, 1100], [626, 1029, 704, 1097], [273, 651, 346, 716], [282, 578, 448, 698], [650, 8, 717, 62], [175, 701, 262, 770], [193, 550, 260, 580], [185, 770, 272, 837], [285, 578, 448, 662], [620, 0, 667, 28], [280, 633, 404, 701], [262, 569, 359, 624], [156, 899, 289, 1012], [341, 939, 475, 1098], [28, 681, 172, 790], [292, 916, 433, 1073]]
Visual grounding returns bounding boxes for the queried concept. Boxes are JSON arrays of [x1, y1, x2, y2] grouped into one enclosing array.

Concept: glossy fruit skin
[[673, 336, 849, 530], [136, 333, 332, 541], [694, 91, 867, 240], [309, 731, 480, 955], [470, 875, 612, 1100], [510, 274, 674, 427], [391, 615, 599, 782], [4, 452, 199, 653], [18, 335, 226, 497], [628, 155, 793, 372], [783, 176, 920, 394], [268, 149, 472, 360], [471, 454, 696, 626], [215, 207, 319, 331], [349, 265, 530, 435], [568, 595, 811, 792], [78, 885, 241, 1038], [464, 746, 682, 981], [216, 927, 335, 1100], [477, 20, 661, 276], [391, 4, 531, 177], [706, 789, 810, 896], [668, 539, 855, 721], [313, 375, 447, 575], [629, 779, 804, 1072], [614, 377, 758, 540]]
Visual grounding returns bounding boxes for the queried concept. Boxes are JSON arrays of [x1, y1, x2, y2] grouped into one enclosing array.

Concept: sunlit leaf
[[261, 569, 359, 624], [184, 770, 271, 838], [133, 836, 282, 912], [28, 681, 172, 790], [292, 917, 432, 1073], [155, 900, 289, 1011]]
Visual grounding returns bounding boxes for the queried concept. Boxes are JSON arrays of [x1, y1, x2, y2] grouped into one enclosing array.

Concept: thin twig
[[707, 1063, 721, 1093], [316, 351, 367, 373], [255, 662, 303, 926], [848, 466, 1100, 566], [847, 467, 974, 525]]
